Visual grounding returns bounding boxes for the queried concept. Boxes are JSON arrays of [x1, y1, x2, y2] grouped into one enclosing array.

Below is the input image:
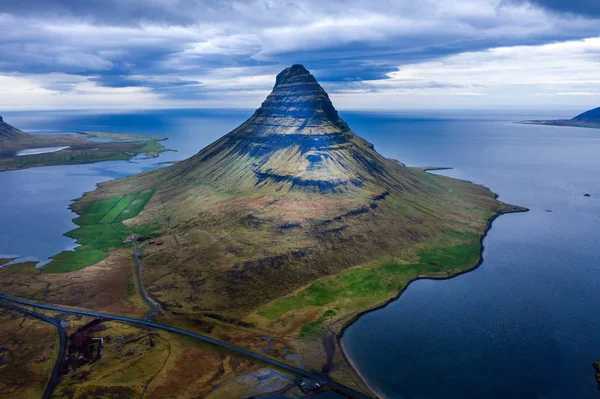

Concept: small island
[[0, 116, 169, 172], [519, 106, 600, 129]]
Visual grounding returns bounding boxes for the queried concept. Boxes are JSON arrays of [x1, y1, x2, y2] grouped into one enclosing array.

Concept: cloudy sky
[[1, 0, 599, 110]]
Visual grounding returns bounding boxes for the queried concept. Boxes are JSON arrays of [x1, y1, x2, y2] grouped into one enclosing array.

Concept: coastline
[[516, 120, 600, 130], [335, 197, 529, 399], [0, 132, 171, 172]]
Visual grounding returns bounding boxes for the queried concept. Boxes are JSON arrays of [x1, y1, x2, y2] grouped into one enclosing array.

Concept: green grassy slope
[[43, 189, 158, 273]]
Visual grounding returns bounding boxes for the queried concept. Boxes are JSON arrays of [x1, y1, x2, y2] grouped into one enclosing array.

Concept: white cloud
[[1, 0, 600, 109], [330, 37, 600, 109], [0, 74, 164, 110]]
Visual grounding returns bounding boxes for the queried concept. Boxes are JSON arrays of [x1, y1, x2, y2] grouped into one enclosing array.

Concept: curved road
[[0, 294, 372, 399], [131, 240, 159, 320], [0, 301, 67, 399]]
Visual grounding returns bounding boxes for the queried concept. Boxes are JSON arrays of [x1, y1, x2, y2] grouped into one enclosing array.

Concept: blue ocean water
[[341, 112, 600, 399], [0, 109, 598, 398], [0, 109, 251, 265]]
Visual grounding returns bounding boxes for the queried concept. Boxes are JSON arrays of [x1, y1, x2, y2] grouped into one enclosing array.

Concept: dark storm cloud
[[0, 0, 229, 25]]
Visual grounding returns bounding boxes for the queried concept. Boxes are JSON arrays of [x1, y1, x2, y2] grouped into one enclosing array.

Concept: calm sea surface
[[1, 109, 598, 398]]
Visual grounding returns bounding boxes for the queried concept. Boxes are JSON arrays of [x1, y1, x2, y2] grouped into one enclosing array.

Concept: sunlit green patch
[[42, 190, 158, 273], [257, 230, 484, 331], [44, 249, 107, 273], [98, 194, 138, 224], [115, 189, 155, 222]]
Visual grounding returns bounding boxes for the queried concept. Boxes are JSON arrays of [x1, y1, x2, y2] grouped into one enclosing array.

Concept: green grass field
[[98, 194, 138, 224], [43, 189, 158, 273], [257, 231, 482, 336]]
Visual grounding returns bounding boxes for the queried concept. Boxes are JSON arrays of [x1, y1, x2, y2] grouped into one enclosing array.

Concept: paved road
[[0, 294, 373, 399], [0, 300, 67, 399], [131, 240, 159, 320]]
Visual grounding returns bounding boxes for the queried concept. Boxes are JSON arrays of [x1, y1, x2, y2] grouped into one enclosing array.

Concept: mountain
[[154, 64, 419, 195], [572, 106, 600, 122], [76, 64, 519, 315], [57, 65, 522, 393]]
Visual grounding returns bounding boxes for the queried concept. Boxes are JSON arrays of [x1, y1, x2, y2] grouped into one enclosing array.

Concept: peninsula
[[0, 65, 526, 397], [520, 106, 600, 129], [0, 116, 169, 171]]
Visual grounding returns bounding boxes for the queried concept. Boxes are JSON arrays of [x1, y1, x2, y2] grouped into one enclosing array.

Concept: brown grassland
[[0, 308, 58, 398]]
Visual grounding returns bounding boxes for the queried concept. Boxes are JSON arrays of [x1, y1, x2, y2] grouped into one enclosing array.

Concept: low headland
[[518, 106, 600, 130], [0, 115, 170, 171]]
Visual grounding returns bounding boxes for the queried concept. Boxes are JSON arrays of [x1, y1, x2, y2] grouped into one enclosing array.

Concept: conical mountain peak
[[274, 64, 315, 86], [249, 65, 349, 136], [160, 65, 413, 195]]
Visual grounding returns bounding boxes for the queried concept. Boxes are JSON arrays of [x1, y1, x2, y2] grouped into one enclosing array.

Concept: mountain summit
[[253, 64, 350, 135], [158, 65, 415, 194]]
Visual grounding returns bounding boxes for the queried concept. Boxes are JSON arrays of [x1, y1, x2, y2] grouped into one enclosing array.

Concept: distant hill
[[520, 106, 600, 129], [0, 116, 35, 145], [0, 116, 169, 170], [572, 107, 600, 122]]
